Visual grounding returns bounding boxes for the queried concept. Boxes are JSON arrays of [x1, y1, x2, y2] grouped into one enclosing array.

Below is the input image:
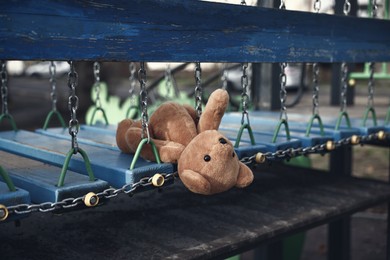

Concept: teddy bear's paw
[[158, 141, 186, 163], [179, 169, 212, 195], [235, 163, 254, 188], [116, 119, 138, 153]]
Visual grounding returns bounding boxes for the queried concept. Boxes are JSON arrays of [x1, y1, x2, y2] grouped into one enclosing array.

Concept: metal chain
[[4, 173, 177, 217], [312, 63, 320, 115], [241, 0, 246, 5], [314, 0, 321, 13], [67, 61, 79, 153], [279, 0, 286, 9], [241, 63, 250, 125], [221, 64, 228, 90], [340, 62, 349, 113], [372, 0, 378, 18], [139, 62, 150, 141], [164, 64, 173, 98], [240, 131, 386, 164], [367, 62, 375, 108], [194, 62, 202, 119], [129, 62, 137, 100], [279, 62, 288, 121], [1, 61, 8, 115], [49, 61, 58, 112], [93, 62, 102, 109], [343, 0, 351, 15]]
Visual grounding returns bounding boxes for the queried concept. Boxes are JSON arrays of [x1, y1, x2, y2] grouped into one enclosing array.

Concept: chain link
[[312, 63, 320, 115], [343, 0, 351, 15], [49, 62, 58, 112], [241, 63, 250, 125], [139, 62, 150, 141], [1, 61, 8, 115], [67, 61, 79, 153], [5, 173, 177, 217], [314, 0, 321, 13], [194, 62, 202, 119], [93, 62, 102, 109], [340, 62, 349, 113], [367, 62, 375, 108], [241, 0, 246, 5], [279, 62, 288, 121], [164, 64, 173, 98]]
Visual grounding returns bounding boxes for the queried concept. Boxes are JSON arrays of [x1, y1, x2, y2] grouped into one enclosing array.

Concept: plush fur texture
[[116, 89, 254, 195]]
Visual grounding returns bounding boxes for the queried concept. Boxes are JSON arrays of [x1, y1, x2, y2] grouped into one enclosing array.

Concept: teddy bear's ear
[[235, 162, 254, 188], [180, 169, 212, 195], [198, 89, 229, 133]]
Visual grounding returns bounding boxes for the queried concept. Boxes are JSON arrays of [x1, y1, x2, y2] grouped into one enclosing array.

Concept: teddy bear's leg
[[235, 162, 254, 188], [157, 141, 185, 163], [197, 89, 229, 133], [125, 127, 185, 163], [179, 169, 212, 195], [116, 119, 140, 153]]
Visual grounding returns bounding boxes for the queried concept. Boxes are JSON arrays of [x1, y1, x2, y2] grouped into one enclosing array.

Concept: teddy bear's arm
[[197, 89, 229, 133], [179, 169, 212, 195], [235, 162, 254, 188]]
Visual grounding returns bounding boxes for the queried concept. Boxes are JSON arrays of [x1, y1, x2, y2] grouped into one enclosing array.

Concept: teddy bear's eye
[[232, 152, 235, 158], [204, 155, 211, 162]]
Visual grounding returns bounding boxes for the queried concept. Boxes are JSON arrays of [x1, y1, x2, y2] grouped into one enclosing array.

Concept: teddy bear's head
[[178, 130, 254, 195]]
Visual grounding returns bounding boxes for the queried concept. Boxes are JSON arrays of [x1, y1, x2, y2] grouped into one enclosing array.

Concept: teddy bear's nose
[[219, 138, 227, 144]]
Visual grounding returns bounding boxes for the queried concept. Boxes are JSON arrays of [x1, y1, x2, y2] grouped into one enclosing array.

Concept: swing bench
[[0, 0, 389, 236]]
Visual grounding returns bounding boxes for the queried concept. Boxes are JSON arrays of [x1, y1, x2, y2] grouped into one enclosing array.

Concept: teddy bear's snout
[[219, 138, 227, 144]]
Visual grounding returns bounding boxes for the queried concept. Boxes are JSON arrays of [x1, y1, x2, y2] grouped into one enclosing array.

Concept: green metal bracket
[[130, 138, 161, 170], [385, 107, 390, 125], [58, 148, 95, 187], [43, 110, 66, 130], [272, 119, 291, 143], [0, 165, 16, 192], [126, 105, 140, 119], [89, 107, 109, 126], [305, 114, 325, 137], [335, 111, 351, 130], [362, 106, 378, 127], [0, 113, 17, 131], [234, 123, 256, 148]]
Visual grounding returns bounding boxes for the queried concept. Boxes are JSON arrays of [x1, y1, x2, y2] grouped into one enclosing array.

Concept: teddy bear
[[116, 89, 254, 195]]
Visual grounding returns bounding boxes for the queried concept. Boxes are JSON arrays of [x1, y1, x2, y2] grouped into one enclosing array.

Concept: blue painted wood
[[220, 128, 301, 153], [1, 0, 390, 62], [221, 113, 332, 147], [222, 112, 360, 141], [0, 181, 30, 206], [0, 130, 174, 188], [36, 127, 119, 151], [0, 151, 109, 203]]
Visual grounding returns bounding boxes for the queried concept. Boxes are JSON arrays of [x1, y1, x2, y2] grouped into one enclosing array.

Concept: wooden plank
[[37, 126, 267, 159], [0, 130, 174, 188], [1, 0, 390, 62], [220, 127, 301, 152], [0, 181, 30, 207], [36, 127, 119, 151], [222, 112, 361, 141], [0, 151, 109, 203], [1, 166, 390, 259]]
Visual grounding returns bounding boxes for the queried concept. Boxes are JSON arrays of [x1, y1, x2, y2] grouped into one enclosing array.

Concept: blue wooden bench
[[0, 130, 174, 188], [0, 151, 109, 203]]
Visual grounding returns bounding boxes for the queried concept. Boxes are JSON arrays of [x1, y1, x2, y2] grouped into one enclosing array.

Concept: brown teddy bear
[[116, 89, 254, 195]]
